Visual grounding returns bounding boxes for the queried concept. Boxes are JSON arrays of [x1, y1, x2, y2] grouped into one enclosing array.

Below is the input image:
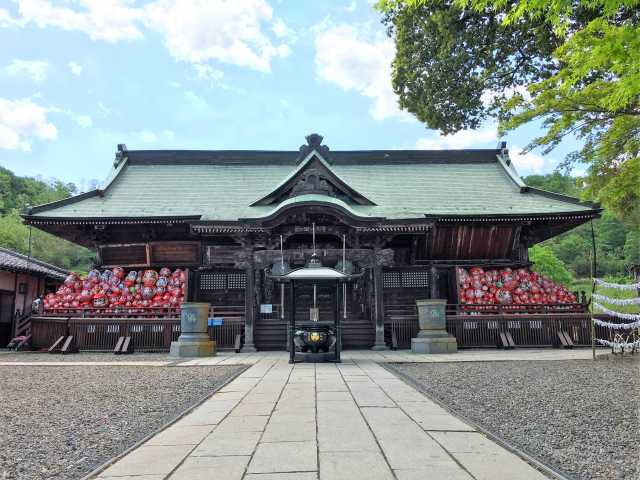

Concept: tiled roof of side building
[[23, 147, 599, 222], [0, 247, 69, 280]]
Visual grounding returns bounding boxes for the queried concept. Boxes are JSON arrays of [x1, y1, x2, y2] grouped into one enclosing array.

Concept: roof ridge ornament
[[298, 133, 330, 163], [114, 144, 128, 168]]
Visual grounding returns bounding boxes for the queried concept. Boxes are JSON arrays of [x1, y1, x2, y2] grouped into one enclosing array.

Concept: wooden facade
[[23, 135, 601, 351]]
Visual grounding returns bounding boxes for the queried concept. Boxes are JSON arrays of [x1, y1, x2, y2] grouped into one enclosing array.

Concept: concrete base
[[170, 340, 216, 357], [371, 341, 389, 351], [411, 335, 457, 354]]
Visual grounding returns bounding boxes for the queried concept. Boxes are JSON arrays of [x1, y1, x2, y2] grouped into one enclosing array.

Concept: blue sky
[[0, 0, 581, 190]]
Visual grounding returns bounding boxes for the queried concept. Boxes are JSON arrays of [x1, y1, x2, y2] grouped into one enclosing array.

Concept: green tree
[[529, 244, 574, 285], [378, 0, 640, 223], [0, 166, 93, 271]]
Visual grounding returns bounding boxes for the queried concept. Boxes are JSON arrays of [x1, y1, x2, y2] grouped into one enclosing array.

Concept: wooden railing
[[447, 302, 588, 315], [446, 313, 598, 348], [31, 314, 244, 352], [384, 302, 610, 349]]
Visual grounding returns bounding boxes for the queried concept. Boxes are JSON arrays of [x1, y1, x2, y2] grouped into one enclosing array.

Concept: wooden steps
[[254, 318, 375, 351]]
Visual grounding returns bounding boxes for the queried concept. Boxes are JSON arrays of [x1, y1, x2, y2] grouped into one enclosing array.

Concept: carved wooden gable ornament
[[251, 133, 375, 207]]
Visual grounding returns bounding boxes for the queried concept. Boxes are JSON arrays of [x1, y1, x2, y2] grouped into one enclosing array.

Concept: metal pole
[[343, 235, 347, 319]]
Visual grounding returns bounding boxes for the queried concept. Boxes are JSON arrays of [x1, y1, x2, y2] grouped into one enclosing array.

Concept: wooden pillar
[[371, 263, 387, 350], [243, 265, 257, 352]]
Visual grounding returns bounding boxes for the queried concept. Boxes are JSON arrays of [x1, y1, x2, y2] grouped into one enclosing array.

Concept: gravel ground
[[0, 364, 244, 480], [389, 359, 640, 480], [0, 351, 172, 362]]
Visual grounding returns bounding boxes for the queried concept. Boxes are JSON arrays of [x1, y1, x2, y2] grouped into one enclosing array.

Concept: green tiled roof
[[26, 149, 598, 221]]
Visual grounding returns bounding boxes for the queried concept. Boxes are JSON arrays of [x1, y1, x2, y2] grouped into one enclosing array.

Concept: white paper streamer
[[596, 338, 640, 349], [593, 318, 640, 330], [592, 294, 640, 306], [593, 303, 640, 321], [593, 278, 640, 290]]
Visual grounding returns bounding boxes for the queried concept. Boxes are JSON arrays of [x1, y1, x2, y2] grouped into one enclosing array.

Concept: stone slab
[[319, 451, 394, 480], [247, 441, 317, 474], [192, 430, 261, 457], [99, 445, 193, 477], [167, 455, 249, 480], [146, 425, 215, 446]]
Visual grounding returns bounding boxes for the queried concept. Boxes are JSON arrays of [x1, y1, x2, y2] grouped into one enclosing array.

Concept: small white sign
[[260, 304, 273, 314]]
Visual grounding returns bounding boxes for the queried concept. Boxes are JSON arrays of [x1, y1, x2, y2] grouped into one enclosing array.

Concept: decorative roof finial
[[298, 133, 330, 163], [114, 144, 128, 168]]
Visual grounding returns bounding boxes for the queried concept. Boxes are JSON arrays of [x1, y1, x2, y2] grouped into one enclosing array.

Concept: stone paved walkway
[[0, 347, 596, 367], [93, 356, 551, 480]]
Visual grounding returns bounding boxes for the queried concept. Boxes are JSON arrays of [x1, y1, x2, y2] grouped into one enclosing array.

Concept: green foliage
[[524, 172, 635, 278], [0, 167, 94, 271], [377, 0, 640, 222], [529, 244, 574, 285]]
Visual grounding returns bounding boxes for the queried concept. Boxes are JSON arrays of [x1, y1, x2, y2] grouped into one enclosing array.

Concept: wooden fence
[[31, 312, 244, 352], [384, 303, 614, 349]]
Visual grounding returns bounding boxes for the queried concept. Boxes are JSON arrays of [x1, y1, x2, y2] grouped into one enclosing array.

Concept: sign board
[[260, 304, 273, 314], [207, 317, 224, 326]]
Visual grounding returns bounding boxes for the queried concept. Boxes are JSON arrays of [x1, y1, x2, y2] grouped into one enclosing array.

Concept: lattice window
[[228, 273, 247, 289], [200, 272, 246, 290], [131, 325, 144, 333], [87, 325, 96, 334], [529, 320, 542, 329], [487, 321, 499, 330], [152, 325, 164, 333], [508, 320, 521, 329], [107, 324, 120, 333], [200, 273, 226, 290], [383, 271, 401, 288], [401, 271, 430, 288], [464, 321, 479, 330]]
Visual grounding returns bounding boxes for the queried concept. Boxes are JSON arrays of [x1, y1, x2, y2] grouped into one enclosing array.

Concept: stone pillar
[[170, 302, 216, 357], [411, 299, 457, 354], [371, 264, 388, 350], [243, 266, 257, 352]]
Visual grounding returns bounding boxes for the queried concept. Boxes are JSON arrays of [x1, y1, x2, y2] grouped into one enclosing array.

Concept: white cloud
[[0, 97, 57, 151], [15, 0, 144, 42], [162, 129, 175, 140], [415, 126, 498, 149], [74, 114, 92, 128], [343, 1, 357, 12], [135, 128, 176, 144], [183, 90, 210, 111], [98, 102, 111, 118], [68, 61, 83, 75], [0, 7, 24, 27], [5, 59, 48, 82], [139, 129, 158, 143], [144, 0, 292, 72], [6, 1, 293, 73], [313, 23, 410, 121], [193, 63, 224, 83], [509, 146, 549, 175]]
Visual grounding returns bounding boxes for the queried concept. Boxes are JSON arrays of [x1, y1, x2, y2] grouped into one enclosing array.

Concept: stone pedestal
[[170, 302, 216, 357], [411, 299, 457, 354]]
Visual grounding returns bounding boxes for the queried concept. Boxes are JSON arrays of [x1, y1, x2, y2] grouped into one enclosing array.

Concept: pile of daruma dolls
[[44, 267, 186, 311], [457, 266, 577, 307]]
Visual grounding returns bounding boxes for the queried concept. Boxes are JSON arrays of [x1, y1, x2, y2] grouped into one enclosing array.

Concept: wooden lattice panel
[[227, 273, 247, 289], [200, 272, 246, 290], [383, 271, 402, 288], [401, 271, 430, 288]]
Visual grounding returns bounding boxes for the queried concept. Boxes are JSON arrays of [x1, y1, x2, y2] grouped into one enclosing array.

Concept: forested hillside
[[524, 173, 638, 283], [0, 166, 636, 280], [0, 167, 94, 272]]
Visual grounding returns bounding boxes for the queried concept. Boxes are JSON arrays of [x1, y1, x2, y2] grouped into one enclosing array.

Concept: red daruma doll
[[142, 270, 158, 287], [92, 292, 108, 308]]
